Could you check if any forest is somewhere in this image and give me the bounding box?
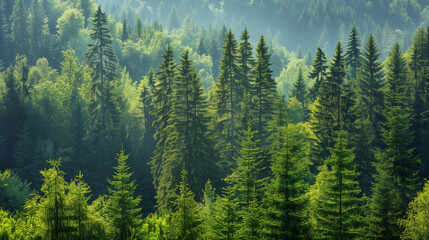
[0,0,429,239]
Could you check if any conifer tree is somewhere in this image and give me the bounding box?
[122,20,129,41]
[197,37,206,55]
[150,45,177,211]
[237,27,254,97]
[77,0,92,26]
[311,131,363,240]
[226,127,264,207]
[0,3,10,64]
[170,169,202,240]
[385,43,408,108]
[345,25,361,80]
[290,67,307,108]
[133,17,143,39]
[212,186,239,240]
[252,35,276,147]
[367,151,401,239]
[264,123,311,239]
[10,0,28,57]
[308,46,327,102]
[168,5,180,31]
[107,148,142,240]
[358,34,384,144]
[214,29,242,171]
[85,5,117,133]
[69,172,91,240]
[28,0,49,63]
[238,192,262,240]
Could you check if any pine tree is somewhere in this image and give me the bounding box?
[264,123,311,239]
[214,29,242,172]
[308,46,327,102]
[238,192,262,240]
[311,131,364,240]
[345,25,362,81]
[150,45,177,211]
[225,127,264,207]
[358,34,385,145]
[170,169,202,240]
[107,148,142,240]
[290,67,307,108]
[28,0,49,63]
[252,35,276,148]
[10,0,29,57]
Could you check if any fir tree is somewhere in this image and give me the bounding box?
[28,0,49,63]
[385,43,408,108]
[358,34,384,145]
[170,169,202,240]
[69,172,91,240]
[252,35,276,147]
[150,45,177,211]
[107,148,142,240]
[264,123,311,239]
[214,29,241,172]
[212,186,239,240]
[308,46,327,102]
[345,25,362,80]
[290,66,307,108]
[10,0,28,57]
[311,131,364,240]
[237,27,254,97]
[121,20,129,41]
[367,151,401,239]
[225,126,264,207]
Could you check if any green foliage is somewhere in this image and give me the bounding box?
[345,25,362,80]
[0,170,32,211]
[169,169,202,240]
[308,47,327,102]
[290,66,308,108]
[264,123,312,239]
[57,8,85,47]
[107,148,142,240]
[400,180,429,240]
[310,131,364,240]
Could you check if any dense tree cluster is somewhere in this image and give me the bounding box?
[1,1,429,239]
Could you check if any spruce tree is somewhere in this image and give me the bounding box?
[150,45,177,211]
[367,151,401,239]
[311,131,364,240]
[122,20,129,41]
[214,29,242,172]
[345,25,362,80]
[252,35,276,147]
[170,169,202,240]
[212,186,239,240]
[385,43,408,108]
[69,172,91,240]
[264,123,311,239]
[237,27,254,97]
[10,0,29,57]
[225,126,264,207]
[308,46,327,102]
[107,148,142,240]
[290,66,307,108]
[358,34,384,145]
[28,0,49,63]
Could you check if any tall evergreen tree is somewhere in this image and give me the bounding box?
[311,131,364,240]
[107,148,142,240]
[308,46,327,102]
[169,169,202,240]
[384,43,408,108]
[10,0,28,57]
[121,20,129,41]
[150,45,177,211]
[0,2,10,65]
[237,27,254,97]
[28,0,49,63]
[225,127,264,207]
[168,5,180,31]
[264,123,311,239]
[214,29,242,172]
[252,35,276,147]
[77,0,92,26]
[290,66,307,108]
[212,186,239,240]
[357,34,384,144]
[69,172,91,240]
[345,25,362,80]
